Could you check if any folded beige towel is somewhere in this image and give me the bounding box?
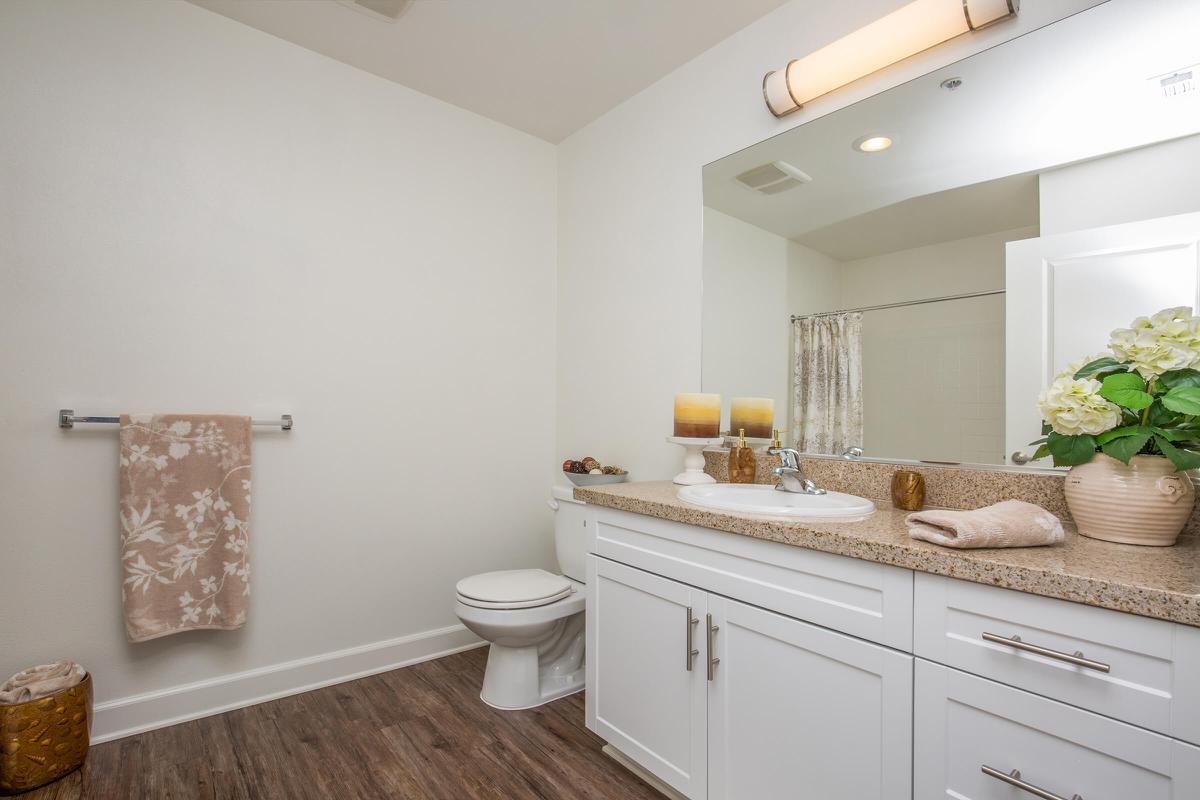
[120,414,252,642]
[906,500,1064,549]
[0,661,86,705]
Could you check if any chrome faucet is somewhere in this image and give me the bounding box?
[767,446,826,495]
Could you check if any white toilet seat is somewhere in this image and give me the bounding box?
[456,568,573,610]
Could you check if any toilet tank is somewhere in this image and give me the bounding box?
[551,486,587,583]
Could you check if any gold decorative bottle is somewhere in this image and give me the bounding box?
[729,428,756,484]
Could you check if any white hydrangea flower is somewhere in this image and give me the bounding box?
[1109,306,1200,380]
[1038,376,1122,436]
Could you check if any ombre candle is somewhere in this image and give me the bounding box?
[673,393,721,438]
[730,397,774,440]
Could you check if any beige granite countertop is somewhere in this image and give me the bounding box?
[575,481,1200,628]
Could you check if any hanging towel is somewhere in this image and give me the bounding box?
[0,661,86,705]
[906,500,1064,549]
[119,414,252,642]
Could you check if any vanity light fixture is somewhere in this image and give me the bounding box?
[763,0,1018,117]
[853,135,893,153]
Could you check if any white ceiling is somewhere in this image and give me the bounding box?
[796,174,1039,262]
[186,0,790,143]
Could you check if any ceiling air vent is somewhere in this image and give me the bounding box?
[337,0,413,23]
[735,161,812,195]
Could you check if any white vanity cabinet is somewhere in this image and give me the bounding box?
[705,595,912,800]
[582,499,1200,800]
[586,556,709,799]
[585,507,915,800]
[914,660,1200,799]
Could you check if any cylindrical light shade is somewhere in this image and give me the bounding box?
[764,0,1018,117]
[730,397,774,440]
[674,393,721,438]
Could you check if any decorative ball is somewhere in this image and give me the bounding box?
[581,457,601,472]
[562,460,574,473]
[569,460,587,474]
[589,468,602,475]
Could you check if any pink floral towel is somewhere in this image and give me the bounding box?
[119,414,251,642]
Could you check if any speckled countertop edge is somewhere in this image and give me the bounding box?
[574,481,1200,628]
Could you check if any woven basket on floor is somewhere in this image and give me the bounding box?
[0,673,92,795]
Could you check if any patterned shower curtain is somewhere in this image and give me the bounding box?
[792,312,864,454]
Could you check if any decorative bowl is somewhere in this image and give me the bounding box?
[564,472,629,487]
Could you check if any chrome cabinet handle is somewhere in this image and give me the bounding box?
[685,607,699,671]
[706,613,720,681]
[1011,450,1032,464]
[982,632,1110,673]
[982,765,1083,800]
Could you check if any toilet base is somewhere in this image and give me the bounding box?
[479,674,584,711]
[476,611,585,710]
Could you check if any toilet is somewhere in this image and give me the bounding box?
[454,486,587,710]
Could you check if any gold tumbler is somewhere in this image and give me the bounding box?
[890,470,926,512]
[0,674,92,795]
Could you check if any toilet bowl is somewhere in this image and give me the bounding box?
[454,487,588,710]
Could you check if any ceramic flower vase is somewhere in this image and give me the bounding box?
[1064,454,1195,546]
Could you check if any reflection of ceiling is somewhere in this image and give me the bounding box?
[186,0,790,143]
[703,0,1200,245]
[797,173,1039,261]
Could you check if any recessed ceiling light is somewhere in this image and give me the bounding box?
[853,135,893,153]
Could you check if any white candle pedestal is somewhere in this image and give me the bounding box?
[667,436,723,485]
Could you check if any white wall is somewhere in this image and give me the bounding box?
[556,0,1099,480]
[1039,135,1200,236]
[0,0,556,736]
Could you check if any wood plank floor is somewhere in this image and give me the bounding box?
[24,647,662,800]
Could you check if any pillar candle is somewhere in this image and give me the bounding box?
[673,393,721,438]
[730,397,774,440]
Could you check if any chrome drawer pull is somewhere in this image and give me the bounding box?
[706,613,720,681]
[982,765,1082,800]
[685,607,699,671]
[981,632,1110,673]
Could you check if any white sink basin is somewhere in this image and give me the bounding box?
[678,483,875,520]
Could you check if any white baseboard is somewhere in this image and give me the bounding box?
[92,624,484,743]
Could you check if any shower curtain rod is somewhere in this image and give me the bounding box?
[789,289,1005,323]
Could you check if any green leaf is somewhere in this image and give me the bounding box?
[1151,426,1191,442]
[1158,369,1200,389]
[1095,425,1146,444]
[1152,436,1200,471]
[1146,400,1175,427]
[1099,372,1153,410]
[1155,424,1200,441]
[1073,357,1124,379]
[1031,443,1052,461]
[1041,422,1052,436]
[1161,386,1200,416]
[1102,430,1152,464]
[1027,436,1049,446]
[1047,432,1098,466]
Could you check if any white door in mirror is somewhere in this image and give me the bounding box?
[1005,211,1200,465]
[678,484,875,519]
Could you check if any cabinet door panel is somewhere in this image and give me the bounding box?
[914,659,1200,799]
[708,596,913,800]
[586,555,707,799]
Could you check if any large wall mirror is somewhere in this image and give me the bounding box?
[702,0,1200,469]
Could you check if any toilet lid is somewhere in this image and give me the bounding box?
[456,569,573,609]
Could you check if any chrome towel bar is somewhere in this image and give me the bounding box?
[58,409,293,431]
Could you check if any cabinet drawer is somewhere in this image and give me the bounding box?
[914,573,1200,744]
[591,506,913,650]
[915,660,1200,800]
